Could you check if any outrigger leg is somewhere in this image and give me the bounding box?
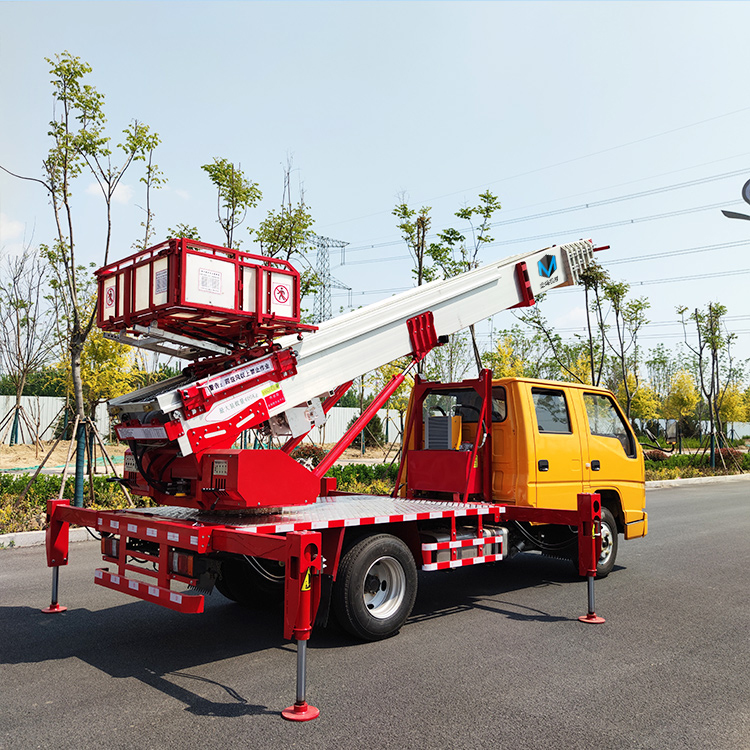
[42,499,71,614]
[281,530,322,721]
[41,565,67,614]
[283,639,319,721]
[576,493,606,625]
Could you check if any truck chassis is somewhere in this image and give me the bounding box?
[44,491,605,720]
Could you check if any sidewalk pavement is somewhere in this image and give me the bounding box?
[2,472,747,550]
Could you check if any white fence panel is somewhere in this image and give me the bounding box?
[0,396,110,444]
[300,407,401,445]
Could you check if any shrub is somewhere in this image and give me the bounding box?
[326,462,399,491]
[644,449,669,461]
[345,413,385,449]
[291,444,327,467]
[0,474,153,535]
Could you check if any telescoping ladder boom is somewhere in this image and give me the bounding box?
[109,239,594,459]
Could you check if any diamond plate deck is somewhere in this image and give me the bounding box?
[128,494,505,534]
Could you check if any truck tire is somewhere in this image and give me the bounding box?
[596,507,618,578]
[216,556,284,606]
[572,506,619,578]
[333,534,418,641]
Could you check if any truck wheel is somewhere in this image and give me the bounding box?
[333,534,418,641]
[596,508,618,578]
[216,556,284,606]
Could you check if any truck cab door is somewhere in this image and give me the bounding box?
[527,385,584,509]
[581,392,647,538]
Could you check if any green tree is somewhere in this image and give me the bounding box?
[425,191,502,373]
[0,246,56,444]
[602,280,650,419]
[132,138,166,250]
[578,262,610,386]
[0,52,160,502]
[678,303,740,456]
[255,160,317,297]
[201,157,261,248]
[167,223,201,240]
[662,369,699,421]
[393,200,435,286]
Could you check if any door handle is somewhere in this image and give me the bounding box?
[591,460,600,471]
[538,459,549,472]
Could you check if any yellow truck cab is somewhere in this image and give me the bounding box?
[401,372,647,577]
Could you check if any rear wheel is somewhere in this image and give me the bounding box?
[333,534,418,641]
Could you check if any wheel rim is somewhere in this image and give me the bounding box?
[362,556,406,620]
[599,522,614,566]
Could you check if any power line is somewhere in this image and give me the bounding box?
[487,168,749,228]
[488,200,736,247]
[319,106,750,229]
[604,239,750,266]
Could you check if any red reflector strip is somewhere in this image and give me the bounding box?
[94,568,203,613]
[245,505,505,535]
[422,553,504,572]
[421,535,504,552]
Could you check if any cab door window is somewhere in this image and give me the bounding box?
[532,388,571,433]
[583,393,635,457]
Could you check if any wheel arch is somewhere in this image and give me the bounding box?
[593,488,624,533]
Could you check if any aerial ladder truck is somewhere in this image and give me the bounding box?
[43,236,645,720]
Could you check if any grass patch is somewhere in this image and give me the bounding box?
[0,475,153,535]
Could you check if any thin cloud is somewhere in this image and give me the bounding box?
[0,212,24,243]
[85,182,135,205]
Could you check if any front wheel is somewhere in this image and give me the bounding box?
[596,507,618,578]
[333,534,418,641]
[572,506,618,578]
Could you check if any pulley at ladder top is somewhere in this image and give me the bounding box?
[95,238,318,347]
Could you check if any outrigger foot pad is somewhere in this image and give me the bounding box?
[578,613,605,624]
[282,701,320,721]
[41,603,67,614]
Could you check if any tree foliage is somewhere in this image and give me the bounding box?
[201,157,261,248]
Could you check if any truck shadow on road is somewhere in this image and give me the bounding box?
[1,553,619,715]
[0,595,288,717]
[407,553,621,628]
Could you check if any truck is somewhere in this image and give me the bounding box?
[42,236,646,721]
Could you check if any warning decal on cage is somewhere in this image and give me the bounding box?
[155,269,168,295]
[301,569,311,591]
[199,268,222,294]
[273,284,290,304]
[105,287,115,308]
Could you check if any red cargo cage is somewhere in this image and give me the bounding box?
[96,238,315,346]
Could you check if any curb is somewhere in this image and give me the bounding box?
[0,526,95,549]
[646,472,750,489]
[1,472,746,549]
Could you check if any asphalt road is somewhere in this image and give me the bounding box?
[1,482,748,750]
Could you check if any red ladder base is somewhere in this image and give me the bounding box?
[282,701,320,722]
[579,613,606,624]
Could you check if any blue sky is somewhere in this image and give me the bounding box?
[1,1,749,371]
